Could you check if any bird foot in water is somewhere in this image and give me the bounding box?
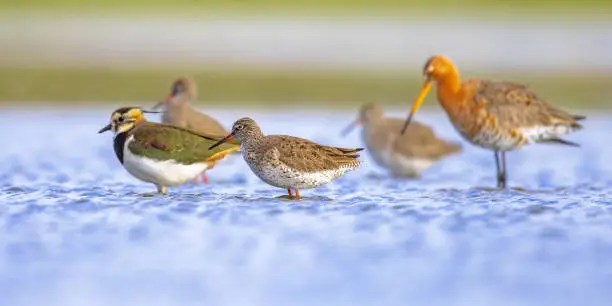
[285,188,301,200]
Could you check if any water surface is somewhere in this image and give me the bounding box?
[1,108,611,306]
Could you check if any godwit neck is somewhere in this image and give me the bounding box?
[433,67,464,110]
[436,67,461,94]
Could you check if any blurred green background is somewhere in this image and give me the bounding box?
[1,0,611,109]
[4,0,612,13]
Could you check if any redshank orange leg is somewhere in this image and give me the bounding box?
[286,189,301,199]
[494,151,507,189]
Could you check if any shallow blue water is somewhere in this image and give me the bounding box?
[1,107,611,306]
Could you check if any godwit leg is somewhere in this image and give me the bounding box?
[500,151,507,189]
[494,151,507,189]
[494,151,503,189]
[287,188,293,198]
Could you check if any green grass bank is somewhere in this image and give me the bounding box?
[1,67,609,109]
[3,0,612,19]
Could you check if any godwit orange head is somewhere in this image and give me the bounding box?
[401,55,462,134]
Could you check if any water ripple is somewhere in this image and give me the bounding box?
[0,110,611,306]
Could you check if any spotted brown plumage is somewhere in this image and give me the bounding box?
[98,107,239,194]
[208,117,363,199]
[401,55,585,189]
[266,135,362,173]
[342,102,461,178]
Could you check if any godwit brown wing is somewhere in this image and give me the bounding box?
[471,79,585,145]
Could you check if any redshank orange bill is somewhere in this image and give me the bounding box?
[209,117,363,199]
[341,102,461,178]
[401,55,585,189]
[152,77,232,184]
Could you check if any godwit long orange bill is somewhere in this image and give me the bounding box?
[401,55,585,189]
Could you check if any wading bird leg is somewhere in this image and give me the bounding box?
[500,151,507,189]
[287,188,293,198]
[193,172,209,184]
[200,172,209,184]
[494,151,503,189]
[295,189,300,199]
[157,185,168,195]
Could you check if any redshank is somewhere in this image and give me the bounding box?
[209,117,363,199]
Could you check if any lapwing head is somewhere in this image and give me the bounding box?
[98,107,158,134]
